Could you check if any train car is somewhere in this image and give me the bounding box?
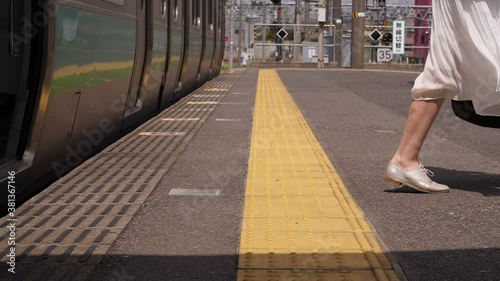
[0,0,226,212]
[173,0,203,99]
[211,0,225,77]
[195,0,215,87]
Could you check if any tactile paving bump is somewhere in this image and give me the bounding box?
[0,72,242,281]
[238,269,400,281]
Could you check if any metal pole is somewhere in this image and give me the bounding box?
[318,0,325,68]
[371,0,378,63]
[238,0,243,66]
[333,0,341,64]
[294,0,302,62]
[229,0,233,69]
[351,0,365,69]
[276,2,282,61]
[328,0,332,35]
[304,0,310,41]
[248,20,251,48]
[262,2,266,62]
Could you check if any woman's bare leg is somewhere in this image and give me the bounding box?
[390,98,445,169]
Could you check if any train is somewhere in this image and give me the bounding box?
[0,0,226,212]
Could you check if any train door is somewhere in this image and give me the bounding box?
[154,0,171,111]
[124,0,148,117]
[211,0,222,77]
[195,0,215,87]
[121,0,171,129]
[219,1,226,76]
[175,0,203,99]
[162,0,184,108]
[0,0,42,165]
[215,0,225,76]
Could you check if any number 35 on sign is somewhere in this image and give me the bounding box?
[377,48,393,63]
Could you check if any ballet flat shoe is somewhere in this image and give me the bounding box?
[385,162,450,193]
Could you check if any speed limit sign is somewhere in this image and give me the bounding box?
[377,48,393,63]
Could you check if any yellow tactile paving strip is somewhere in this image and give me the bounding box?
[237,70,399,281]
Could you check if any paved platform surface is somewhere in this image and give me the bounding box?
[237,70,397,281]
[1,67,499,281]
[277,68,500,281]
[0,71,247,281]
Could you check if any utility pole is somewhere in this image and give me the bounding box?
[262,2,266,62]
[318,0,326,68]
[328,0,333,35]
[351,0,365,69]
[304,0,310,41]
[238,0,243,66]
[229,0,233,69]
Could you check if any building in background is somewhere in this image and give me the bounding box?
[413,0,432,60]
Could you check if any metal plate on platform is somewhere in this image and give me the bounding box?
[168,189,221,196]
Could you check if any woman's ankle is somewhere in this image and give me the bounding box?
[389,157,420,170]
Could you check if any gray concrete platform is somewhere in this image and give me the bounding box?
[277,69,500,281]
[85,68,258,281]
[86,68,499,281]
[0,70,251,281]
[1,67,498,281]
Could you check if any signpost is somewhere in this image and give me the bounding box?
[392,20,406,55]
[276,28,288,40]
[369,29,382,42]
[308,48,316,58]
[377,48,393,63]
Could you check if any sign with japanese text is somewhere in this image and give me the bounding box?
[392,20,405,55]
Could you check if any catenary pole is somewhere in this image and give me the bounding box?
[238,0,243,66]
[318,0,325,68]
[229,0,233,69]
[295,0,302,62]
[262,2,266,62]
[333,0,341,64]
[351,0,365,68]
[305,0,310,41]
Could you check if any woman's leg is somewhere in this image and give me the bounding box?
[386,98,449,193]
[390,98,445,169]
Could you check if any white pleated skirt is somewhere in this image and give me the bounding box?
[412,0,500,116]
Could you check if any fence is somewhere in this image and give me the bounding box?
[225,3,432,67]
[250,23,338,64]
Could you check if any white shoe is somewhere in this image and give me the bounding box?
[385,162,450,193]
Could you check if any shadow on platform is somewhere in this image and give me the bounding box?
[1,248,499,281]
[385,167,500,197]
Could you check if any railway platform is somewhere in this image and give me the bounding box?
[1,68,499,281]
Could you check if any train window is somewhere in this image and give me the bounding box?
[160,0,166,18]
[192,1,195,25]
[173,0,178,22]
[192,0,200,26]
[208,1,213,31]
[102,0,125,6]
[218,2,222,34]
[58,0,135,17]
